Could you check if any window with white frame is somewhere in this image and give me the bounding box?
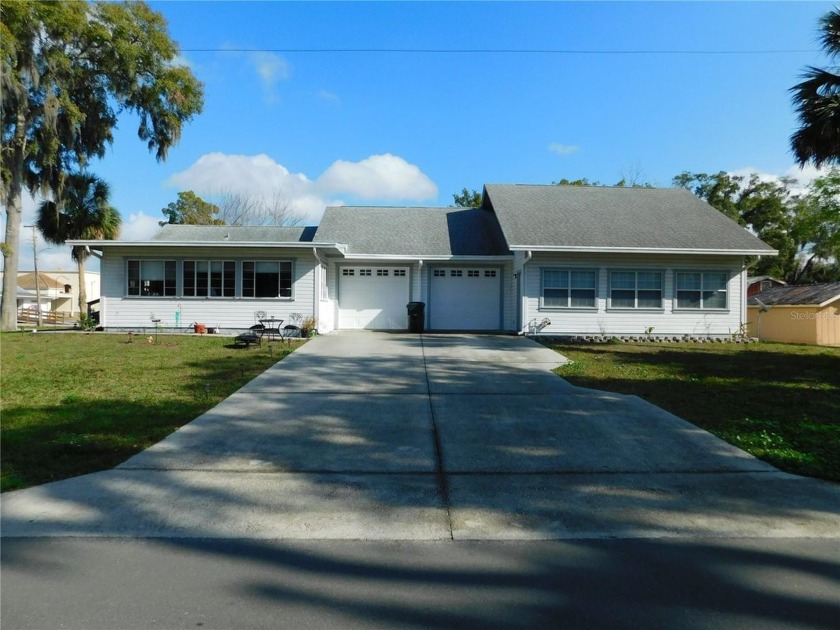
[609,271,663,309]
[127,260,176,297]
[242,261,293,298]
[468,270,479,277]
[376,269,389,276]
[183,261,235,297]
[433,269,445,277]
[675,271,728,309]
[394,269,406,277]
[485,270,497,278]
[541,269,597,308]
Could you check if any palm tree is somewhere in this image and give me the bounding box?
[791,8,840,167]
[37,173,122,316]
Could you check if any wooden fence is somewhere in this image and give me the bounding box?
[17,307,70,326]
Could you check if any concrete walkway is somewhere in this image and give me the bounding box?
[2,332,839,540]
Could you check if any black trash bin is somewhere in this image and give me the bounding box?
[407,301,425,333]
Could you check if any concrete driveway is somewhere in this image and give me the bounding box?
[2,332,839,540]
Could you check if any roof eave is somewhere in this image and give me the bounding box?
[68,240,349,255]
[508,245,778,256]
[340,253,512,261]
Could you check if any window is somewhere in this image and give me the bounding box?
[342,269,355,276]
[376,269,389,277]
[450,269,463,277]
[243,261,293,298]
[485,270,497,278]
[676,271,728,309]
[433,269,445,277]
[609,271,662,309]
[127,260,176,297]
[183,261,235,297]
[468,270,480,277]
[360,269,372,276]
[394,269,406,277]
[541,269,597,309]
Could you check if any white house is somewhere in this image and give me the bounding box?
[71,184,776,337]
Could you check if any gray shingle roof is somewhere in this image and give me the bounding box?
[314,206,510,256]
[748,283,840,307]
[483,184,776,253]
[150,224,316,243]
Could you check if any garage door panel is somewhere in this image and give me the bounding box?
[430,268,501,330]
[338,267,409,330]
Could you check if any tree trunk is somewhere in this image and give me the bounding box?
[77,258,87,317]
[1,170,23,332]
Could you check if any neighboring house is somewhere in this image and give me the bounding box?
[0,270,100,316]
[747,283,840,347]
[71,184,775,337]
[747,275,786,297]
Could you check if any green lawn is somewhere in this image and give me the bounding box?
[546,341,840,482]
[1,332,302,492]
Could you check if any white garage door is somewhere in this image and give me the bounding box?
[338,267,410,330]
[429,267,502,330]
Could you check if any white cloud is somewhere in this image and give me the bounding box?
[548,143,580,156]
[121,212,163,241]
[249,52,291,102]
[728,164,829,197]
[317,89,340,104]
[316,153,438,201]
[166,152,438,222]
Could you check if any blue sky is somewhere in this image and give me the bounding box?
[9,0,836,271]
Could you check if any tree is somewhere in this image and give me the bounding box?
[36,173,122,315]
[162,191,224,225]
[791,8,840,167]
[1,1,203,330]
[452,188,482,208]
[214,190,303,226]
[792,169,840,282]
[673,171,802,281]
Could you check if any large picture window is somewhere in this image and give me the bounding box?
[609,271,663,309]
[183,261,235,297]
[676,271,728,309]
[127,260,176,297]
[541,269,597,309]
[243,261,293,298]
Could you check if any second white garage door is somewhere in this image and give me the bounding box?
[338,266,410,330]
[429,267,502,330]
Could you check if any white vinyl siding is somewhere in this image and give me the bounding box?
[522,253,744,337]
[100,247,317,330]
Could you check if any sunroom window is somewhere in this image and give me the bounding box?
[243,261,293,298]
[183,261,235,297]
[127,260,176,297]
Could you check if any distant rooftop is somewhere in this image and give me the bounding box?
[748,282,840,307]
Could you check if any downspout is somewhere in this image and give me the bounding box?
[417,260,423,302]
[517,250,532,335]
[312,247,324,331]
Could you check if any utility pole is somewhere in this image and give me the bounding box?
[23,225,43,327]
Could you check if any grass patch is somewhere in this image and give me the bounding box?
[1,332,302,492]
[545,341,840,482]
